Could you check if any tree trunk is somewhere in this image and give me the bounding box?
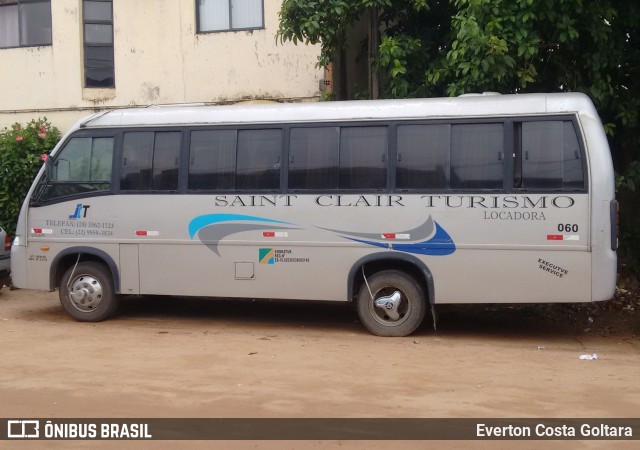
[368,7,380,100]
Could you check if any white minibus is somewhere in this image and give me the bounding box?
[11,93,617,336]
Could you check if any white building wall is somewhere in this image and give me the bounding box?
[0,0,322,131]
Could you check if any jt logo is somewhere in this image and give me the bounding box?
[69,204,90,219]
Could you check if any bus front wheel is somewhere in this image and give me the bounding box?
[357,270,426,337]
[59,261,119,322]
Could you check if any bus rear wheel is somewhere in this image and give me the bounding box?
[59,261,119,322]
[357,270,426,337]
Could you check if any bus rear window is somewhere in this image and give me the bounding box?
[520,121,584,190]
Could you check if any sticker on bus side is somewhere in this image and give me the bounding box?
[188,214,456,257]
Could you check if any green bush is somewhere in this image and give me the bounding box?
[616,161,640,279]
[0,118,61,237]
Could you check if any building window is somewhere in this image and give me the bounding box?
[197,0,264,32]
[83,0,114,88]
[0,0,52,49]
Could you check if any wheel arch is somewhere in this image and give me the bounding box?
[348,252,435,304]
[50,247,120,293]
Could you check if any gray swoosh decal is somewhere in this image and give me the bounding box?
[319,216,435,242]
[198,224,297,256]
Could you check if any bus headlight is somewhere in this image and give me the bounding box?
[13,236,22,246]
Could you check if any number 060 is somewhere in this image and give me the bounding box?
[558,224,579,232]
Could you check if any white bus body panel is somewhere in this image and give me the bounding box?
[20,192,591,303]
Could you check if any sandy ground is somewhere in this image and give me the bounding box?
[0,287,639,449]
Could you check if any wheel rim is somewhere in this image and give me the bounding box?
[67,274,104,313]
[370,286,411,327]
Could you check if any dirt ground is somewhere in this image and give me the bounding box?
[1,286,639,450]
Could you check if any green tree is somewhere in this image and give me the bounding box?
[278,0,454,98]
[0,119,60,237]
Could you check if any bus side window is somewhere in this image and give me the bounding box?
[188,129,236,191]
[289,127,339,190]
[39,136,114,202]
[450,123,504,190]
[236,129,282,191]
[561,121,585,190]
[396,124,450,190]
[121,131,180,191]
[520,120,585,190]
[339,126,387,190]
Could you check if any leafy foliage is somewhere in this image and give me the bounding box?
[278,0,451,97]
[0,119,60,237]
[617,161,640,276]
[616,161,640,194]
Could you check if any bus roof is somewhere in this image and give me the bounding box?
[79,92,598,129]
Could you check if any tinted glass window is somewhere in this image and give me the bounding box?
[84,46,114,68]
[397,124,450,190]
[152,132,180,190]
[522,121,563,189]
[339,127,387,189]
[83,0,114,88]
[121,132,154,190]
[236,129,281,190]
[84,68,115,88]
[40,136,113,202]
[84,23,112,44]
[561,121,584,189]
[289,127,339,190]
[450,124,503,189]
[521,121,584,190]
[84,0,112,21]
[189,129,236,190]
[121,131,180,191]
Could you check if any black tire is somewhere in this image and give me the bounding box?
[357,270,426,337]
[59,261,119,322]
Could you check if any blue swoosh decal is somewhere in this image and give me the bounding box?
[188,214,291,239]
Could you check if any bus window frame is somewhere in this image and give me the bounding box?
[33,129,120,206]
[32,114,589,207]
[507,114,588,194]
